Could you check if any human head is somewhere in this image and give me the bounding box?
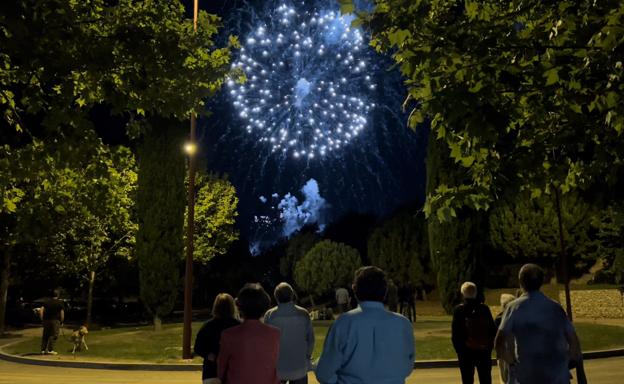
[236,283,271,319]
[353,266,387,302]
[212,293,236,319]
[518,263,544,292]
[52,288,61,298]
[274,282,295,304]
[500,293,516,309]
[460,282,477,300]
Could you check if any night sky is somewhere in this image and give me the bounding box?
[187,0,427,249]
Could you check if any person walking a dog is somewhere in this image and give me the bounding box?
[39,288,65,355]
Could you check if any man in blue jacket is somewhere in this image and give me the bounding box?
[316,266,415,384]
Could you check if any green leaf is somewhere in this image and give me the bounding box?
[544,68,559,86]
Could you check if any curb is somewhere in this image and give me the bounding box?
[1,342,623,371]
[412,348,624,369]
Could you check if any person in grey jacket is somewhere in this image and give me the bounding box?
[264,282,315,384]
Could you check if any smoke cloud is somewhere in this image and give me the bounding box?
[278,178,327,237]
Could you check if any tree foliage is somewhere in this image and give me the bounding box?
[1,0,239,212]
[355,0,624,218]
[50,146,137,325]
[188,173,239,265]
[136,121,186,330]
[280,229,320,281]
[367,211,431,288]
[1,0,238,331]
[294,240,362,299]
[0,140,134,330]
[426,134,485,313]
[593,203,624,284]
[490,192,597,276]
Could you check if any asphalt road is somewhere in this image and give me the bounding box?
[0,357,623,384]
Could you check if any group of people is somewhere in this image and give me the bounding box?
[451,263,586,384]
[195,263,586,384]
[194,266,414,384]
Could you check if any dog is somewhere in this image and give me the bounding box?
[70,325,89,354]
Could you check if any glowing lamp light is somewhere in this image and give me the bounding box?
[184,142,198,156]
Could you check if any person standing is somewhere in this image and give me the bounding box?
[218,283,280,384]
[316,266,415,384]
[335,287,350,314]
[386,279,399,313]
[264,283,315,384]
[39,288,65,355]
[194,293,240,384]
[495,264,583,384]
[493,293,516,384]
[451,282,496,384]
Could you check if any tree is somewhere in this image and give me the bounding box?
[188,173,239,264]
[490,192,597,277]
[0,141,62,334]
[294,240,361,302]
[352,0,624,319]
[593,203,624,284]
[367,211,431,290]
[50,146,137,326]
[2,0,238,330]
[0,140,136,333]
[426,134,485,313]
[280,228,320,281]
[136,120,186,331]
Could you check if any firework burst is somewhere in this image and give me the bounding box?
[228,2,376,159]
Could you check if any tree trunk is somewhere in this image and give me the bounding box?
[153,314,162,331]
[86,270,96,327]
[554,187,573,321]
[0,250,11,335]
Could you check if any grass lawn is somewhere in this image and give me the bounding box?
[5,316,624,363]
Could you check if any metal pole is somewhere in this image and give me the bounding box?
[182,0,199,360]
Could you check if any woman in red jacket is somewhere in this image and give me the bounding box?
[218,283,280,384]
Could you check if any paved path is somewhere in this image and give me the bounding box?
[0,357,623,384]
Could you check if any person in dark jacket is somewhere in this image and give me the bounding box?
[39,288,65,355]
[194,293,240,383]
[452,282,496,384]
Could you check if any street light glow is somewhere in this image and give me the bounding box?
[184,142,198,156]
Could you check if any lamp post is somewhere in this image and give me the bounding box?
[182,0,199,361]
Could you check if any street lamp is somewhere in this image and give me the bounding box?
[184,142,198,156]
[182,0,200,361]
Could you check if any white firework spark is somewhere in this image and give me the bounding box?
[228,2,376,159]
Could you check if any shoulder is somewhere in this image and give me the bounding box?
[386,310,412,328]
[478,303,493,314]
[221,323,243,338]
[264,306,278,319]
[262,322,281,338]
[452,303,466,316]
[294,305,311,317]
